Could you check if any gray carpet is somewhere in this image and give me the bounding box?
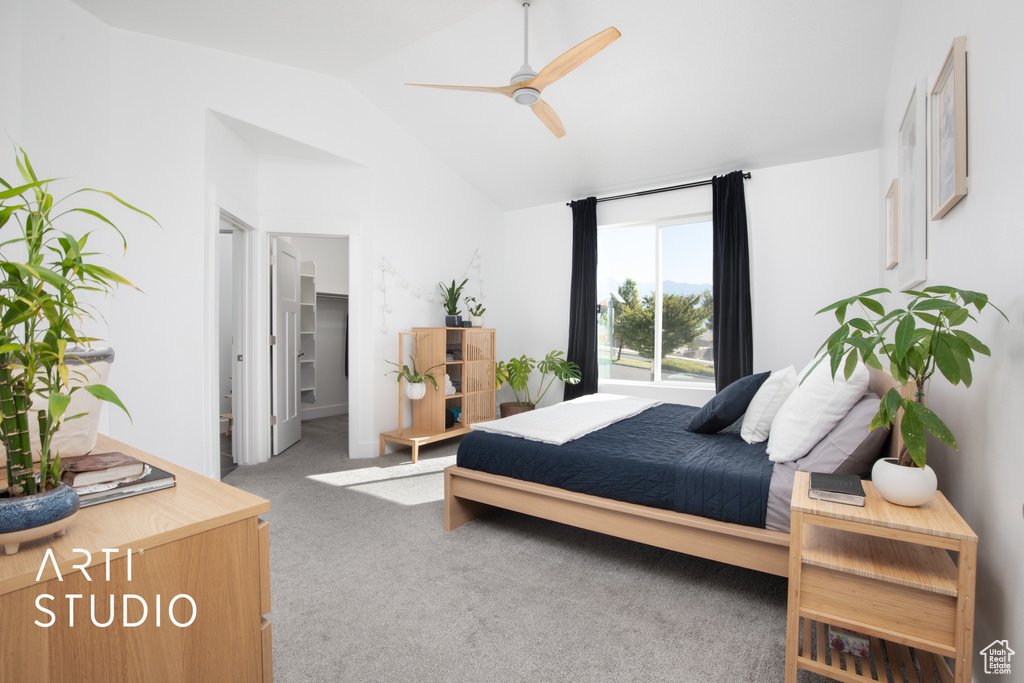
[225,416,832,683]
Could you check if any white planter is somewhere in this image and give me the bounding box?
[404,382,427,400]
[871,457,937,507]
[471,315,483,327]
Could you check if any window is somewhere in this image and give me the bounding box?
[596,216,714,386]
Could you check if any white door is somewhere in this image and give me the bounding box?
[271,237,302,454]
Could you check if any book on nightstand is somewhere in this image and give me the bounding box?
[74,464,176,507]
[808,472,866,507]
[60,451,146,487]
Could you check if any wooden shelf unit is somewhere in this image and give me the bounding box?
[785,471,977,683]
[380,327,495,463]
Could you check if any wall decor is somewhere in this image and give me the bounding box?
[899,80,927,290]
[885,179,898,270]
[930,36,968,220]
[376,249,485,334]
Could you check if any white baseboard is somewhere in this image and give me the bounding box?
[301,403,348,421]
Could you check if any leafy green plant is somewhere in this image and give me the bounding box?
[613,278,712,374]
[815,286,1006,469]
[1,148,155,496]
[385,355,444,390]
[438,278,468,316]
[464,296,485,317]
[494,350,581,407]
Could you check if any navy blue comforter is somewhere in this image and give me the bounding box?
[456,403,774,528]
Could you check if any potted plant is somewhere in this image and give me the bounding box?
[814,286,1005,506]
[494,350,581,417]
[439,278,468,327]
[464,296,486,327]
[385,355,445,400]
[0,148,152,554]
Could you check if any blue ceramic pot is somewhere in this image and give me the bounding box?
[0,483,80,534]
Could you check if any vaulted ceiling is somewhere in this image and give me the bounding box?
[72,0,902,210]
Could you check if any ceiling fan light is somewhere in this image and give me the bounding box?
[513,87,541,105]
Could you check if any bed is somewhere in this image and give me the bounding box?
[443,367,901,578]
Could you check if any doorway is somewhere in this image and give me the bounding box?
[270,234,351,457]
[217,213,254,477]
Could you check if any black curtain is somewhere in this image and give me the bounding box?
[711,171,753,392]
[565,197,598,400]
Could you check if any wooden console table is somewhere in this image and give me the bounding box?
[785,471,977,682]
[0,435,273,683]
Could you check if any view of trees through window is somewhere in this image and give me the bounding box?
[596,219,715,385]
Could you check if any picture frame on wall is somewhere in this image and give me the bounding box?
[899,80,927,290]
[885,179,898,270]
[931,36,968,220]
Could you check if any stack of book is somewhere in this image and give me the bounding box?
[808,472,866,507]
[61,451,176,507]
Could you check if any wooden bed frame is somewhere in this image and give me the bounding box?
[443,368,902,578]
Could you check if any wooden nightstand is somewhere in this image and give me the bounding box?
[785,471,977,683]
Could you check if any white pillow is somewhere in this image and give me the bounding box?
[740,366,797,444]
[766,358,869,463]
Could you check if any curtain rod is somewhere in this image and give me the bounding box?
[566,172,751,206]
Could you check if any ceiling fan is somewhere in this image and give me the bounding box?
[405,0,620,138]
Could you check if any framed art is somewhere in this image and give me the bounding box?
[931,36,968,219]
[899,80,927,290]
[885,179,898,270]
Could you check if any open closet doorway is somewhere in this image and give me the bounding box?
[270,234,350,457]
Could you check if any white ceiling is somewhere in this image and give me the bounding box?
[72,0,902,211]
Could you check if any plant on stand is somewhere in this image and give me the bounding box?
[494,350,581,417]
[385,355,444,400]
[0,148,153,553]
[815,286,1005,505]
[464,296,486,327]
[439,278,468,327]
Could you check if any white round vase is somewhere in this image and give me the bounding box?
[404,382,427,400]
[471,315,483,328]
[871,457,937,507]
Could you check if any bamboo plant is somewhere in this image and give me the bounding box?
[814,286,1005,469]
[1,148,154,497]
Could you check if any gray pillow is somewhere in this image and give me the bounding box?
[797,393,889,476]
[687,371,770,433]
[765,394,889,532]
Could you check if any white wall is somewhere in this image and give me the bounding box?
[746,151,880,370]
[0,1,22,148]
[503,150,879,408]
[879,2,1024,672]
[5,0,504,473]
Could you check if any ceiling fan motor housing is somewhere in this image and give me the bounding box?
[512,87,541,105]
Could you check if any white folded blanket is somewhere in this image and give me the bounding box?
[471,393,661,445]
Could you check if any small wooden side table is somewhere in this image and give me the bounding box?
[785,471,977,683]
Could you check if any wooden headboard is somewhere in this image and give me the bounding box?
[866,366,905,462]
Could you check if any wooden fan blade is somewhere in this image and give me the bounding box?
[405,82,517,97]
[527,27,621,92]
[530,99,566,138]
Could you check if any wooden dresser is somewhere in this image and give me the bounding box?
[0,435,272,683]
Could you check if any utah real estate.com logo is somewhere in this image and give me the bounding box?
[980,640,1014,676]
